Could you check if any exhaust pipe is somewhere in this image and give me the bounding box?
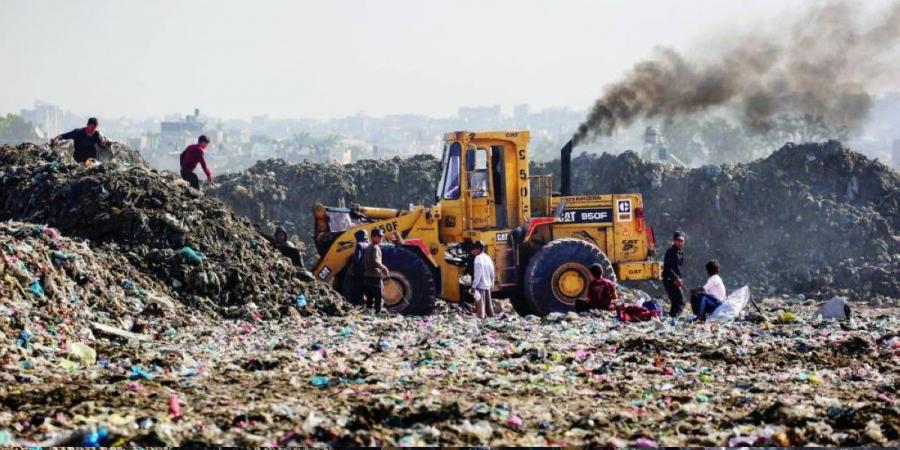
[560,139,573,196]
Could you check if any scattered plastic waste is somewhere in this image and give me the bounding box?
[777,310,798,323]
[67,342,97,365]
[708,286,751,321]
[168,395,182,418]
[27,280,43,297]
[0,142,896,447]
[178,246,206,265]
[815,296,852,320]
[129,365,153,380]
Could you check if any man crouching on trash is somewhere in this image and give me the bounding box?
[575,263,618,313]
[690,259,727,322]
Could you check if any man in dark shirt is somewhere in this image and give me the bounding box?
[362,228,390,313]
[662,231,686,321]
[575,263,618,313]
[347,229,369,305]
[51,117,110,163]
[179,135,212,189]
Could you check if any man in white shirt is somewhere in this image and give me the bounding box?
[470,241,496,319]
[690,259,727,322]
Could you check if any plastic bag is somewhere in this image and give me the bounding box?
[708,286,750,321]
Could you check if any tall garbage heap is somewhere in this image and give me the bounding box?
[211,140,898,300]
[0,142,346,318]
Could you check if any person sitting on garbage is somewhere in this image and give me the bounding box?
[470,240,496,319]
[362,228,390,313]
[179,135,213,189]
[575,263,618,313]
[273,226,305,268]
[50,117,111,164]
[347,229,369,305]
[662,231,686,322]
[689,259,727,322]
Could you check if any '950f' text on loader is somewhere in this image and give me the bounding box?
[312,131,661,316]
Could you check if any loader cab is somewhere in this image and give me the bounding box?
[436,131,532,243]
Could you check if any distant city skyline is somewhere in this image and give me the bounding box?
[4,0,895,120]
[11,98,587,123]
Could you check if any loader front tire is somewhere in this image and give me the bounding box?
[509,294,537,317]
[340,245,437,315]
[381,245,437,315]
[523,238,616,316]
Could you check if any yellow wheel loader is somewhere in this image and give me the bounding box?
[312,131,661,316]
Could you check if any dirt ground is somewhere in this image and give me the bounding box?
[2,298,897,447]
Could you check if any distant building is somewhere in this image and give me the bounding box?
[313,146,351,164]
[159,108,204,153]
[458,105,502,128]
[513,104,530,127]
[20,101,62,138]
[127,136,144,152]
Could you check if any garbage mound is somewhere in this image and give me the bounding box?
[536,141,900,298]
[209,155,439,246]
[0,143,346,316]
[211,141,897,299]
[3,142,150,168]
[2,298,897,446]
[0,220,191,370]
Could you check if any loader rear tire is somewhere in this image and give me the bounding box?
[523,238,616,316]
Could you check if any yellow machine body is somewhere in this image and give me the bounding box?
[312,131,661,315]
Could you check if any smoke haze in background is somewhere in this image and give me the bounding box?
[573,1,900,144]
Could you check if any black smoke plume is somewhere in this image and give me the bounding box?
[573,1,900,144]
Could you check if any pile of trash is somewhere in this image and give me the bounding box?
[0,220,193,372]
[0,143,346,316]
[1,297,897,446]
[0,141,151,169]
[209,155,440,250]
[211,141,897,299]
[540,140,900,299]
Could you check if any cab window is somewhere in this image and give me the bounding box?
[440,142,461,200]
[466,147,489,198]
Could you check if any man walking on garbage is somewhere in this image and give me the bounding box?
[663,231,686,322]
[50,117,111,163]
[348,229,369,305]
[575,263,618,313]
[362,228,390,313]
[179,135,213,189]
[690,259,727,321]
[470,240,496,319]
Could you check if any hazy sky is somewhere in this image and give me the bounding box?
[0,0,887,119]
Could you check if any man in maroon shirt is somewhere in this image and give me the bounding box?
[575,263,618,313]
[179,135,212,189]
